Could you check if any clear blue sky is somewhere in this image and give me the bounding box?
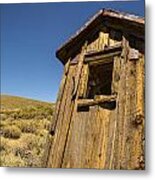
[0,1,144,102]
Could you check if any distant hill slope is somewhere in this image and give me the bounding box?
[1,94,54,109]
[0,95,55,167]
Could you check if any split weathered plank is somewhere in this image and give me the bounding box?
[77,95,117,107]
[119,35,130,169]
[49,59,71,134]
[47,65,76,167]
[46,58,72,167]
[78,64,89,98]
[98,28,109,50]
[104,33,119,169]
[130,54,145,169]
[108,56,121,169]
[72,43,87,99]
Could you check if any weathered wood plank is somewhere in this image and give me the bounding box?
[119,35,130,169]
[47,65,76,168]
[100,27,109,49]
[72,43,87,99]
[129,54,145,169]
[106,56,121,169]
[77,95,117,107]
[112,55,121,94]
[78,64,89,98]
[85,42,122,57]
[50,59,71,134]
[104,34,119,169]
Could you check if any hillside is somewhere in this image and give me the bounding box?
[0,95,55,167]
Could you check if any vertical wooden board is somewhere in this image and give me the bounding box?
[97,108,111,169]
[113,37,127,169]
[62,105,111,169]
[130,54,145,169]
[48,65,76,168]
[118,35,138,169]
[102,29,109,48]
[61,107,86,168]
[50,59,71,133]
[120,59,131,169]
[103,36,121,169]
[102,108,116,169]
[87,107,111,169]
[98,31,105,50]
[86,29,109,53]
[105,56,121,169]
[72,46,87,99]
[112,56,121,94]
[63,107,88,168]
[80,107,99,168]
[46,68,67,166]
[128,60,137,169]
[61,106,94,168]
[98,30,109,50]
[112,99,120,169]
[136,55,145,116]
[123,59,137,169]
[78,64,89,98]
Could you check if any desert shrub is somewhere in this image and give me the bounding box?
[16,111,29,119]
[35,129,49,137]
[19,133,39,150]
[11,109,35,120]
[0,152,26,167]
[47,115,52,121]
[33,119,50,130]
[42,120,51,131]
[0,114,8,120]
[21,124,36,133]
[5,117,15,122]
[13,146,32,159]
[0,120,7,128]
[0,137,9,152]
[2,125,21,139]
[46,108,53,116]
[5,137,28,155]
[12,112,19,119]
[3,111,12,116]
[17,120,36,133]
[0,95,55,167]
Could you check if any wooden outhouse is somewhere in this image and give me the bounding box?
[47,9,145,169]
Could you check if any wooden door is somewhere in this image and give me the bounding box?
[61,44,122,169]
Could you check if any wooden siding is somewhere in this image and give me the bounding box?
[47,27,145,169]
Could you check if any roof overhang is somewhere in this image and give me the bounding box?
[56,9,145,65]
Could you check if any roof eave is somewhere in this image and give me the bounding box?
[56,9,144,65]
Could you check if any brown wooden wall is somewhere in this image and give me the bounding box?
[47,27,145,170]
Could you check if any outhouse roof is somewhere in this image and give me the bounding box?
[56,9,144,64]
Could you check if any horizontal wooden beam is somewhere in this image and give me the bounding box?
[84,43,122,65]
[77,94,117,107]
[85,42,122,56]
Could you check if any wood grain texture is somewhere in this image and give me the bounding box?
[47,27,145,169]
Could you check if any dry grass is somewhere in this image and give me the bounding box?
[0,95,55,167]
